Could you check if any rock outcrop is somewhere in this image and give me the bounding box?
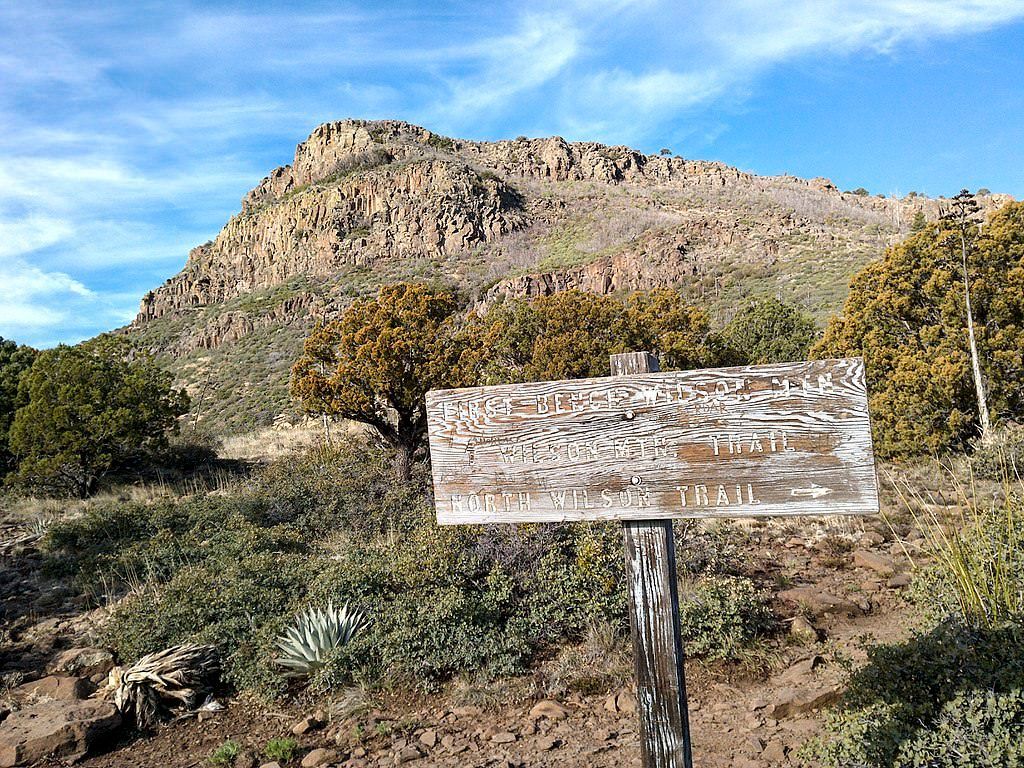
[140,155,527,321]
[0,699,121,767]
[124,118,1014,432]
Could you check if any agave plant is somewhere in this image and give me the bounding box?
[275,601,366,678]
[103,643,219,729]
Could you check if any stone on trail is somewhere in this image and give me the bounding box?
[528,700,568,721]
[853,550,897,575]
[777,587,861,618]
[859,531,885,547]
[537,736,561,751]
[394,745,422,763]
[16,676,93,702]
[768,684,842,719]
[301,747,338,767]
[47,648,115,679]
[0,699,121,767]
[292,714,325,735]
[417,728,437,748]
[888,572,912,588]
[762,739,789,763]
[602,689,638,714]
[789,615,819,644]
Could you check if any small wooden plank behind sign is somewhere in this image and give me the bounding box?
[426,358,878,524]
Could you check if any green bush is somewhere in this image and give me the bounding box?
[45,443,631,696]
[46,440,776,697]
[807,622,1024,767]
[251,442,428,537]
[811,483,1024,765]
[674,521,748,577]
[208,740,241,766]
[721,296,819,365]
[309,521,628,690]
[677,576,776,661]
[970,426,1024,481]
[9,336,189,496]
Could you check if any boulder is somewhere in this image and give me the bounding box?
[777,587,860,618]
[853,550,896,575]
[762,739,789,763]
[0,699,121,767]
[47,648,115,679]
[789,615,819,644]
[768,684,842,719]
[528,700,568,721]
[16,676,92,702]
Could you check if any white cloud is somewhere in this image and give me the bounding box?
[0,259,92,334]
[431,13,581,124]
[0,215,74,259]
[557,0,1024,143]
[1,0,1022,345]
[704,0,1024,61]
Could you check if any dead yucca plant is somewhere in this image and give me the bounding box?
[103,644,219,729]
[888,463,1024,629]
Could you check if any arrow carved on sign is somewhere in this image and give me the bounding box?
[790,483,833,499]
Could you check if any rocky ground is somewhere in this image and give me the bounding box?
[0,489,927,768]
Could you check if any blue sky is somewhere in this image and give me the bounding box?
[2,1,1023,348]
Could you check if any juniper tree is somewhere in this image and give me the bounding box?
[0,337,37,476]
[814,200,1024,456]
[291,284,468,481]
[9,336,188,495]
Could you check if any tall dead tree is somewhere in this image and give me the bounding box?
[942,189,991,439]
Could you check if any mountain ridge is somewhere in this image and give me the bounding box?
[126,119,1013,432]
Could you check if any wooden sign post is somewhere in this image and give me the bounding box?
[425,356,878,767]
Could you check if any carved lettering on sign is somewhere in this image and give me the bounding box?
[426,359,878,524]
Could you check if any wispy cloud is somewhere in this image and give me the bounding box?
[1,0,1022,346]
[559,0,1024,143]
[422,12,581,129]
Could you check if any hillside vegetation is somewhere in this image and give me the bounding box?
[124,119,1011,434]
[2,124,1023,766]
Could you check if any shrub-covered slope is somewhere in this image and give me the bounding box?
[125,119,1013,433]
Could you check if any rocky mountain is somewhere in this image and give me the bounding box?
[126,119,1012,433]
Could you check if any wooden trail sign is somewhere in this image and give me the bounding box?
[425,355,879,768]
[426,357,878,525]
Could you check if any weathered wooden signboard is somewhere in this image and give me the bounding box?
[427,357,878,525]
[426,355,878,768]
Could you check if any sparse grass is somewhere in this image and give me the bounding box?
[263,737,299,763]
[534,619,633,698]
[208,740,241,766]
[217,419,336,462]
[891,466,1024,629]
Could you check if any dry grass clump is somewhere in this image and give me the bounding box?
[889,465,1024,629]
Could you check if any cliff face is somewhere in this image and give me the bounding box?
[127,118,1012,432]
